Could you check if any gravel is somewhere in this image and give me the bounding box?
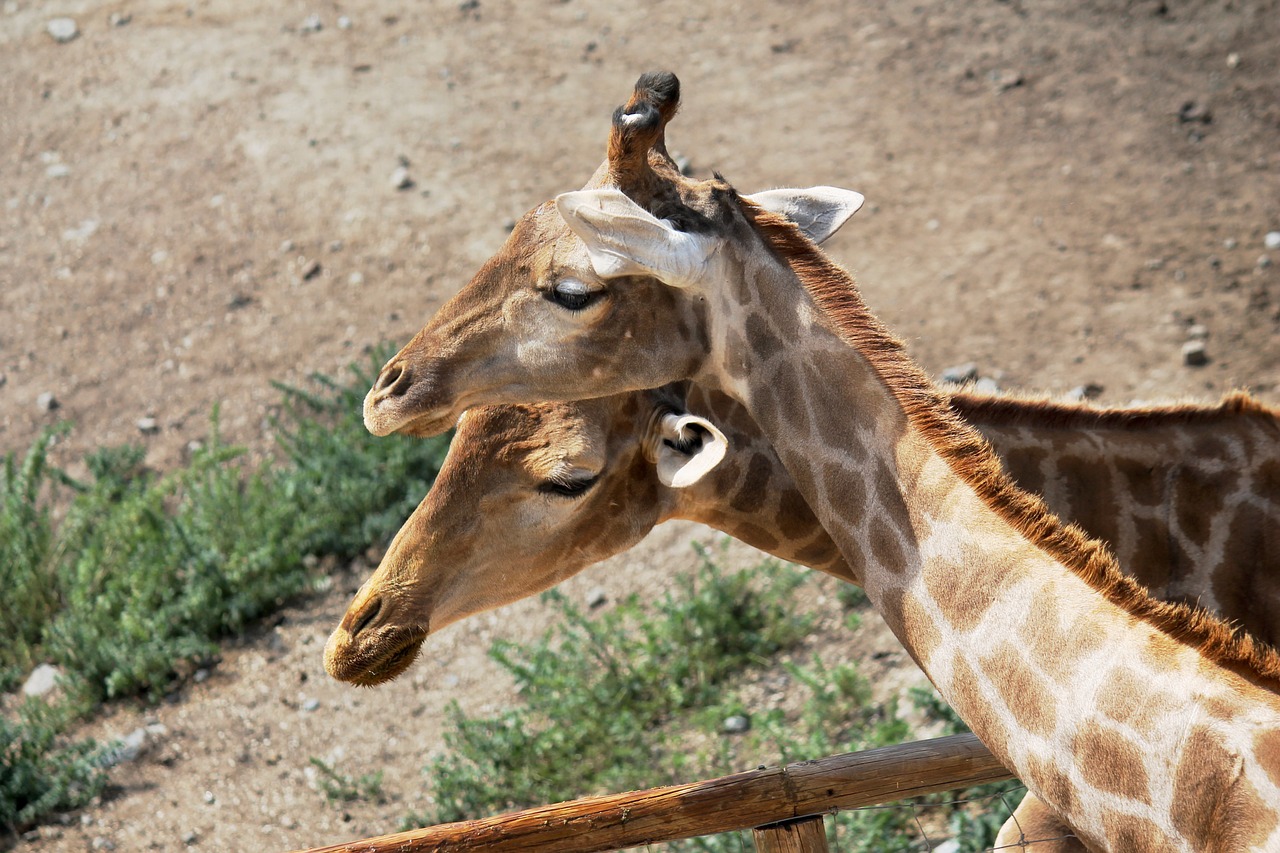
[46,17,79,43]
[36,391,59,412]
[1265,232,1280,251]
[1181,340,1209,367]
[939,362,978,384]
[722,715,751,734]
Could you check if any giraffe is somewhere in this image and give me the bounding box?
[357,73,1280,850]
[326,386,1280,849]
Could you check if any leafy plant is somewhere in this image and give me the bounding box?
[0,699,109,835]
[310,757,387,805]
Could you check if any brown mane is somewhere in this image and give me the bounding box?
[949,388,1280,433]
[736,195,1280,688]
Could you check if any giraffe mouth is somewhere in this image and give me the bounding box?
[328,627,429,687]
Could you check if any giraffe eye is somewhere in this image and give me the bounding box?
[538,475,599,498]
[548,279,601,312]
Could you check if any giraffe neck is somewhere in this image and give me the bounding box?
[691,202,1280,851]
[679,386,1280,646]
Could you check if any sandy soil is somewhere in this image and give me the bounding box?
[3,0,1278,849]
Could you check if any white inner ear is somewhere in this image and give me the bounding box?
[655,413,729,488]
[745,186,866,244]
[555,189,714,287]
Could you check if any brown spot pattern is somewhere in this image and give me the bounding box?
[1173,467,1234,549]
[868,516,907,575]
[996,445,1049,502]
[730,452,771,514]
[1052,454,1122,558]
[981,643,1057,737]
[1072,722,1151,803]
[1170,726,1234,846]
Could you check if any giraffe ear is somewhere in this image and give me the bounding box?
[555,189,715,288]
[653,412,728,488]
[744,187,865,244]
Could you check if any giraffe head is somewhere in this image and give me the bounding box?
[362,71,863,438]
[324,384,733,686]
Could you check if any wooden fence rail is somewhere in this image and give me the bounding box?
[293,732,1011,853]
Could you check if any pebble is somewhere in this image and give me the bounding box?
[300,14,322,32]
[348,271,365,286]
[108,12,131,26]
[136,416,159,434]
[22,663,64,697]
[337,15,352,29]
[193,668,210,683]
[1177,101,1212,124]
[46,17,79,43]
[302,698,320,712]
[300,259,322,280]
[36,392,59,412]
[723,715,751,734]
[181,829,199,845]
[203,790,216,804]
[90,838,115,851]
[1065,383,1104,402]
[279,239,295,253]
[1265,232,1280,251]
[1186,324,1209,340]
[940,362,978,384]
[390,165,414,191]
[586,587,607,609]
[46,163,71,179]
[99,727,151,767]
[989,68,1023,92]
[974,377,1000,395]
[1259,255,1273,270]
[1181,340,1209,367]
[1223,238,1238,250]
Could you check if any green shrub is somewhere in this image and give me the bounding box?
[414,551,813,824]
[0,699,108,835]
[0,426,74,692]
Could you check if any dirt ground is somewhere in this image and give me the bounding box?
[3,0,1279,849]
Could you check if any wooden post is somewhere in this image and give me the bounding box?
[753,816,830,853]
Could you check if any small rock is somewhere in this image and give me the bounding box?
[940,362,978,385]
[1223,238,1238,250]
[1186,324,1209,340]
[22,664,64,697]
[300,259,322,280]
[46,163,71,179]
[300,14,322,32]
[925,218,941,232]
[150,249,169,265]
[302,698,320,712]
[0,373,7,388]
[279,815,297,829]
[390,165,414,191]
[586,587,608,609]
[99,727,151,767]
[193,668,210,683]
[136,416,159,435]
[328,240,344,252]
[36,392,59,412]
[1144,258,1165,271]
[46,17,79,43]
[108,12,132,26]
[989,68,1023,92]
[1226,52,1240,69]
[337,15,352,29]
[1065,383,1104,402]
[347,271,364,286]
[91,838,115,851]
[203,790,215,804]
[181,829,199,845]
[279,239,295,253]
[974,377,1000,395]
[1181,340,1209,367]
[1265,232,1280,251]
[1259,255,1273,270]
[723,714,751,734]
[1177,101,1212,124]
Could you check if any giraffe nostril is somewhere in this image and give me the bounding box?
[374,363,410,397]
[350,597,383,638]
